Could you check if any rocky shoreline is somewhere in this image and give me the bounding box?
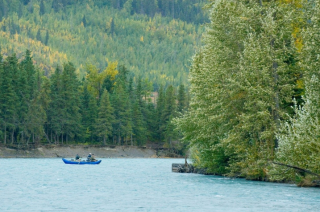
[0,145,181,158]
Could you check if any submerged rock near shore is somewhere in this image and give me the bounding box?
[0,145,180,158]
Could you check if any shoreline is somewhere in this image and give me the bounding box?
[0,145,182,159]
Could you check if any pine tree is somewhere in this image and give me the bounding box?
[25,93,46,145]
[18,3,23,19]
[36,29,41,42]
[44,30,49,45]
[52,0,60,13]
[156,84,165,142]
[82,15,87,27]
[61,62,82,143]
[110,17,115,36]
[22,0,30,6]
[0,52,3,140]
[0,0,5,21]
[162,85,176,147]
[40,0,45,16]
[132,100,147,146]
[20,50,36,100]
[144,101,157,142]
[177,84,186,113]
[1,54,19,144]
[96,89,114,145]
[111,83,132,145]
[80,84,98,143]
[47,66,64,144]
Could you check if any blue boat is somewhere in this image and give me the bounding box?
[62,158,102,165]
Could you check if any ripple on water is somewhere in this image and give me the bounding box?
[0,158,319,212]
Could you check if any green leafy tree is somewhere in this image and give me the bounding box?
[176,0,300,178]
[270,0,320,183]
[272,76,320,182]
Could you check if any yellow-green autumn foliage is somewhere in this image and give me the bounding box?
[0,0,205,86]
[175,0,305,179]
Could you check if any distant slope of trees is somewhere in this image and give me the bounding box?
[0,0,207,88]
[0,50,189,150]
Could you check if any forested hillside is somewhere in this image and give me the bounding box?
[0,0,207,87]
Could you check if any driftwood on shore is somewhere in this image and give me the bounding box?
[272,161,320,178]
[172,163,208,174]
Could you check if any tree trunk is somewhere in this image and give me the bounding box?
[27,136,30,146]
[4,123,7,144]
[271,38,280,149]
[11,129,14,144]
[118,129,121,145]
[21,131,24,144]
[44,132,51,144]
[103,135,106,145]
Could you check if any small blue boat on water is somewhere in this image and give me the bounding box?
[62,158,102,165]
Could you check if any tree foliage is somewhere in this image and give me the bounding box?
[0,0,206,87]
[175,0,307,179]
[0,50,187,148]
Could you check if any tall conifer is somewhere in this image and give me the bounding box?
[96,89,114,145]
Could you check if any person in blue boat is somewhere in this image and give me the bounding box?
[91,154,97,162]
[87,153,97,162]
[87,153,92,162]
[75,154,80,160]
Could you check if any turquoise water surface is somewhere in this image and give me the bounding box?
[0,158,319,211]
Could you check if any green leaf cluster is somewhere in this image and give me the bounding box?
[175,0,313,180]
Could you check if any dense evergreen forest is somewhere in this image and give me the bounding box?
[176,0,320,186]
[0,50,188,151]
[0,0,207,87]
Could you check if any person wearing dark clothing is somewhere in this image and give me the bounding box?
[87,153,92,162]
[75,154,80,160]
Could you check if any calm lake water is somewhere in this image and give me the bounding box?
[0,158,319,212]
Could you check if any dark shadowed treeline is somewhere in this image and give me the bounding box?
[0,50,188,149]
